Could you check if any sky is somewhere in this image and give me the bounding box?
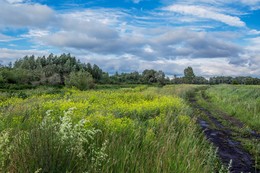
[0,0,260,77]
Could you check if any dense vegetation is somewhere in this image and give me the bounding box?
[1,54,259,90]
[0,85,224,172]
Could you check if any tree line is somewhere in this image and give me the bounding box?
[0,54,259,90]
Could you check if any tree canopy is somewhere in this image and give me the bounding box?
[0,53,260,90]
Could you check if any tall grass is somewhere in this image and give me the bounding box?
[0,85,222,172]
[0,112,107,172]
[101,116,221,173]
[206,85,260,130]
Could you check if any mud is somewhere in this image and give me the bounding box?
[189,95,260,173]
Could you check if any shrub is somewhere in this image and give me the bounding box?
[65,70,95,90]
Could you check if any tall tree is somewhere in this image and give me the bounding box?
[155,70,165,85]
[92,64,102,81]
[142,69,157,83]
[184,67,195,84]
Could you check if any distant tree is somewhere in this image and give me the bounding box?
[100,72,110,84]
[0,68,33,84]
[0,70,5,84]
[8,62,12,68]
[142,69,157,83]
[56,53,78,85]
[155,70,165,86]
[65,70,95,90]
[91,64,103,82]
[3,53,260,87]
[183,67,195,84]
[85,63,92,74]
[128,71,141,84]
[194,76,208,84]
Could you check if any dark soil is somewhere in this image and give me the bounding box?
[189,94,260,173]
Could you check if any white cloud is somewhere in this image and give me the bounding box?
[143,45,155,53]
[240,0,260,5]
[5,0,24,4]
[0,48,49,64]
[74,52,256,77]
[0,33,14,42]
[171,0,260,9]
[0,1,259,77]
[22,29,50,38]
[0,0,54,29]
[164,5,245,27]
[248,29,260,35]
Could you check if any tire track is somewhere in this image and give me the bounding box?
[189,94,260,173]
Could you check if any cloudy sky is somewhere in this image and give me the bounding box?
[0,0,260,77]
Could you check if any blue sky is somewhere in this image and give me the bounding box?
[0,0,260,77]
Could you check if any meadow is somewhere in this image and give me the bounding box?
[199,85,260,170]
[0,85,223,173]
[205,85,260,131]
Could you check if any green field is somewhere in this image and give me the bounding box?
[205,85,260,130]
[0,85,223,173]
[1,84,259,172]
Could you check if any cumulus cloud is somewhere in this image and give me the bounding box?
[26,7,241,62]
[0,0,259,77]
[0,0,54,29]
[164,5,245,27]
[249,29,260,35]
[75,53,255,77]
[225,37,260,76]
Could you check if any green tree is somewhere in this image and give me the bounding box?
[142,69,157,84]
[155,70,165,86]
[65,70,95,90]
[92,64,102,82]
[0,71,5,84]
[184,67,195,84]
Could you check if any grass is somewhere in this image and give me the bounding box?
[206,85,260,131]
[0,85,222,172]
[195,85,260,169]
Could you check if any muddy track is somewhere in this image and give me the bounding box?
[189,93,260,173]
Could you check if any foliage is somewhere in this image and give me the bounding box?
[209,76,260,85]
[65,70,95,90]
[184,66,195,84]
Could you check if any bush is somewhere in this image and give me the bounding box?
[65,70,95,90]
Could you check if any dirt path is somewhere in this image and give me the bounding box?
[189,92,260,173]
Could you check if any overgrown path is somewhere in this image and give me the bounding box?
[189,88,260,173]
